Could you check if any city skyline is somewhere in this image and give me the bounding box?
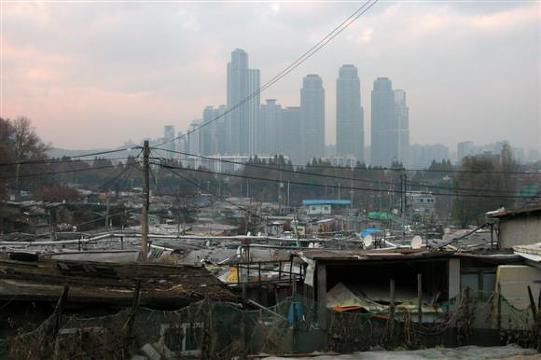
[172,49,536,167]
[2,2,539,152]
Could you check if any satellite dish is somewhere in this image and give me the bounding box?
[363,235,374,248]
[411,236,423,249]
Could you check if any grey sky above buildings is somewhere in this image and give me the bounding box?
[2,2,540,150]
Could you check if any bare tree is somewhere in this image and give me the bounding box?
[0,117,49,197]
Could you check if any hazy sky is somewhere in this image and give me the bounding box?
[2,1,540,151]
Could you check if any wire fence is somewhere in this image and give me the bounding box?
[7,289,539,359]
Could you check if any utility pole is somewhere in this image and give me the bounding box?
[105,195,110,231]
[400,172,407,242]
[141,141,150,261]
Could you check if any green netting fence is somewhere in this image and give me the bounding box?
[7,289,539,359]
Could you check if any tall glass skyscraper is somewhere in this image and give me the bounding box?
[226,49,260,155]
[336,65,364,163]
[371,77,398,166]
[300,74,325,163]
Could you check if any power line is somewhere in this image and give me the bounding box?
[97,163,140,191]
[151,162,540,200]
[0,164,121,180]
[156,0,378,148]
[151,147,399,187]
[159,147,540,177]
[151,148,531,196]
[0,148,138,167]
[161,166,266,222]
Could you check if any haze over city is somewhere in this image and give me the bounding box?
[2,1,540,152]
[3,2,541,357]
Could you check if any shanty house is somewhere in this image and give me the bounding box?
[302,199,352,216]
[296,248,537,330]
[487,205,541,249]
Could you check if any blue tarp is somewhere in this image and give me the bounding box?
[287,302,305,325]
[360,228,383,237]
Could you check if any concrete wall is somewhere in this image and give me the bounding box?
[496,265,541,310]
[499,213,541,248]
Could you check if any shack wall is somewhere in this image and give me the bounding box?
[499,213,541,248]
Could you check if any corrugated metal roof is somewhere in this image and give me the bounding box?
[487,204,541,219]
[297,248,442,262]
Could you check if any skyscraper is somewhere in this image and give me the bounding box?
[457,141,475,163]
[394,89,409,166]
[214,105,227,155]
[200,105,227,155]
[282,106,302,163]
[201,107,216,155]
[186,120,201,165]
[226,49,260,155]
[300,74,325,163]
[248,69,260,155]
[259,99,282,155]
[336,65,364,163]
[163,125,175,159]
[371,77,398,166]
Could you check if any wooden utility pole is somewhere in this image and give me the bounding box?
[400,172,407,242]
[141,141,150,261]
[105,195,110,230]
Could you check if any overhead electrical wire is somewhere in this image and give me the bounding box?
[151,147,399,187]
[0,149,142,180]
[0,164,121,180]
[156,147,540,177]
[161,166,267,222]
[151,161,540,200]
[0,147,139,167]
[151,148,532,197]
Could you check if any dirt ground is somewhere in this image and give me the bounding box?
[263,345,540,360]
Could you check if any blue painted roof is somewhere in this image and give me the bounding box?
[302,199,352,206]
